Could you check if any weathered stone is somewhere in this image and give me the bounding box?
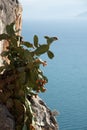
[0,1,22,130]
[30,96,59,130]
[0,104,15,130]
[0,0,22,65]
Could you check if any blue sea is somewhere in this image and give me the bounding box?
[22,18,87,130]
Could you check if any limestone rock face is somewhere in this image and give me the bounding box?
[0,0,22,65]
[30,96,58,130]
[0,96,59,130]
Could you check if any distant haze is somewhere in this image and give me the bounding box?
[20,0,87,20]
[77,11,87,17]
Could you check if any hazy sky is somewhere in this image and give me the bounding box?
[19,0,87,20]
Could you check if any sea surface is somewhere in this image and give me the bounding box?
[22,18,87,130]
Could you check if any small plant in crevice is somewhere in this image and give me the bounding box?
[0,22,58,130]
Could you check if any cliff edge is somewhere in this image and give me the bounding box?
[0,0,58,130]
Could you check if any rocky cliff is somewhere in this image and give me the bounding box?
[0,0,58,130]
[0,0,22,65]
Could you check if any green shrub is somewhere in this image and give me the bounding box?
[0,22,58,130]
